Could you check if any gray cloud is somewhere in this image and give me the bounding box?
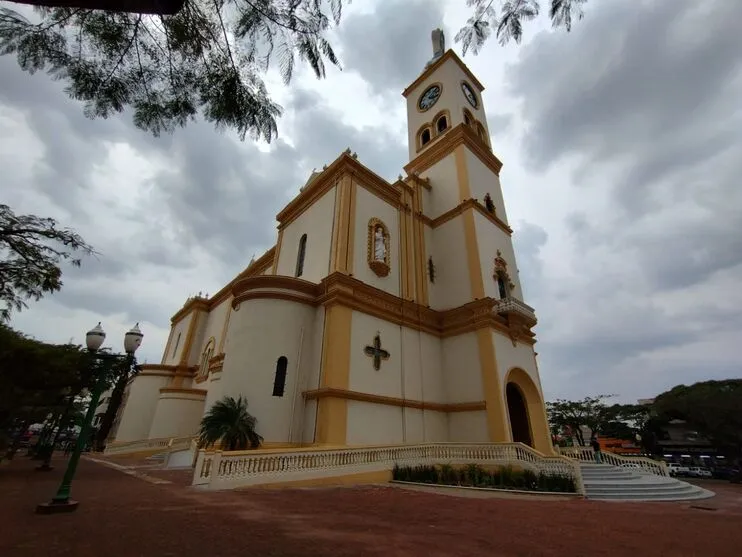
[336,0,446,95]
[1,40,408,343]
[505,0,742,401]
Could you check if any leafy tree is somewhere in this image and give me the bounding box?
[0,204,95,322]
[0,1,343,141]
[0,323,93,455]
[0,1,588,140]
[546,395,613,446]
[653,380,742,464]
[456,0,588,54]
[198,395,262,451]
[94,353,140,450]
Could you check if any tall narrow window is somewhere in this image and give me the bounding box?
[428,256,436,283]
[273,356,288,397]
[295,234,307,277]
[436,115,448,133]
[171,332,181,358]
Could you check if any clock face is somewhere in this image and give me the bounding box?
[418,84,441,111]
[461,81,478,108]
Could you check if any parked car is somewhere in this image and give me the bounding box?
[667,463,690,477]
[688,467,713,478]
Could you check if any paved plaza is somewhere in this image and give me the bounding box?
[1,456,741,557]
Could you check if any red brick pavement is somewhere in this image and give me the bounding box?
[1,455,741,557]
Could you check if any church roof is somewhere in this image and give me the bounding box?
[300,170,322,192]
[402,49,485,98]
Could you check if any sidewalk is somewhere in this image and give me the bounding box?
[2,455,741,557]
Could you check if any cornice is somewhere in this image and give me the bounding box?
[276,152,403,230]
[402,49,485,98]
[170,271,535,347]
[421,198,512,235]
[170,246,275,325]
[404,123,503,177]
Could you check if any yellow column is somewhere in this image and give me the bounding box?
[454,145,485,300]
[314,304,353,445]
[476,328,509,442]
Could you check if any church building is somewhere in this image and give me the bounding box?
[113,31,554,456]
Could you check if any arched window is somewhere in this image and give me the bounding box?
[273,356,288,397]
[476,122,489,146]
[295,234,307,277]
[198,339,215,380]
[436,115,448,133]
[421,128,431,146]
[463,108,474,127]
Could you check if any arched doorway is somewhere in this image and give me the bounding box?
[506,382,533,447]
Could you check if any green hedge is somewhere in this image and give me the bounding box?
[392,463,577,493]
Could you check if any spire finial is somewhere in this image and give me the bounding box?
[432,28,445,59]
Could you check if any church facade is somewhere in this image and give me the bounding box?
[113,39,554,456]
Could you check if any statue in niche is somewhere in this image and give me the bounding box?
[374,226,387,261]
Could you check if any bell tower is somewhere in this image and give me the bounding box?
[403,29,492,161]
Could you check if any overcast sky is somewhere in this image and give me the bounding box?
[2,0,740,403]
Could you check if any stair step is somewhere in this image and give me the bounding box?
[578,463,715,502]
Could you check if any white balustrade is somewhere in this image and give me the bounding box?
[556,446,668,476]
[104,435,195,455]
[192,442,585,493]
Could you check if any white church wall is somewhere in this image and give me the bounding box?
[473,212,524,301]
[441,333,484,403]
[402,407,424,442]
[424,409,449,441]
[201,372,223,415]
[301,399,317,444]
[420,156,459,219]
[348,311,403,398]
[194,298,231,359]
[466,150,508,225]
[352,184,400,297]
[401,328,445,404]
[113,374,172,442]
[297,307,325,444]
[161,313,193,365]
[430,218,471,309]
[346,400,404,445]
[492,331,543,398]
[275,186,336,281]
[218,297,316,443]
[447,411,488,442]
[148,390,205,439]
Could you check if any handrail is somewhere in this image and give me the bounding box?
[104,434,196,455]
[193,442,584,493]
[556,446,668,476]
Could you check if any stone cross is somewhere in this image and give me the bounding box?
[364,333,390,371]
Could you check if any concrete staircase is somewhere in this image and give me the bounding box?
[580,463,715,502]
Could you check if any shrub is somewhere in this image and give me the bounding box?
[391,463,576,493]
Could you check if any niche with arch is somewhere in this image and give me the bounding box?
[367,218,391,278]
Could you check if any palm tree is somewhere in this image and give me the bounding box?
[198,396,263,451]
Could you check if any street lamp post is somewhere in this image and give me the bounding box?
[36,322,143,514]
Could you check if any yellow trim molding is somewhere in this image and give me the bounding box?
[405,123,503,177]
[304,387,485,413]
